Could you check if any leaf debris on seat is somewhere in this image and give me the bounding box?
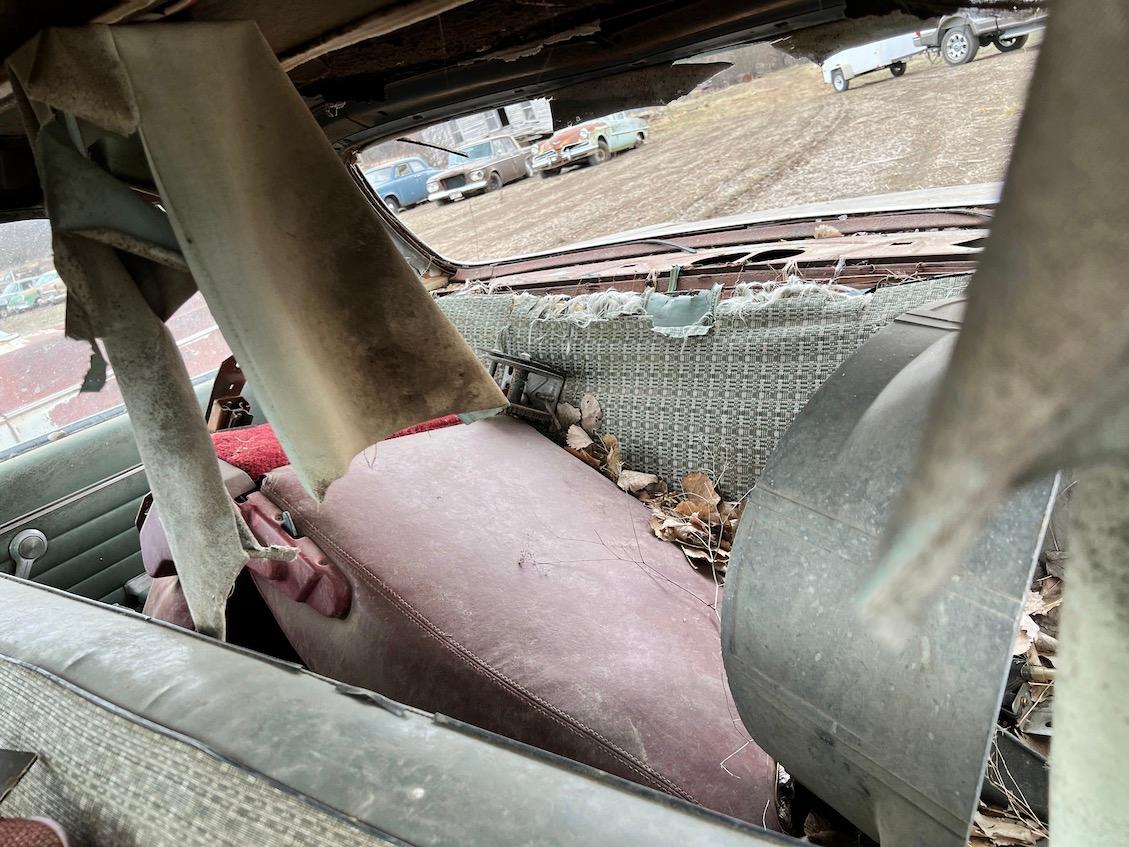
[556,392,743,576]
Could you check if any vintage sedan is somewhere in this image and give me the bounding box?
[532,112,649,177]
[362,157,440,213]
[0,272,65,317]
[426,136,531,202]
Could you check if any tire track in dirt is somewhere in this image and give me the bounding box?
[683,93,849,221]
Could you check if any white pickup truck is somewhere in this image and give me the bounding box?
[821,33,925,93]
[913,6,1048,66]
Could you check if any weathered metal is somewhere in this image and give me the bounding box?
[1054,465,1129,844]
[981,731,1048,823]
[445,212,992,288]
[722,297,1058,846]
[482,350,566,427]
[851,4,1129,843]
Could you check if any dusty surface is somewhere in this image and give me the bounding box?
[395,45,1037,261]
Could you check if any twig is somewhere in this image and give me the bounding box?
[720,739,751,779]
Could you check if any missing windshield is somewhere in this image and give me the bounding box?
[358,32,1039,263]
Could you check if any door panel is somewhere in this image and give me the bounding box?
[1,218,230,606]
[10,467,146,588]
[0,379,213,602]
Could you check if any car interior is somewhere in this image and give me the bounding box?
[1,1,1124,846]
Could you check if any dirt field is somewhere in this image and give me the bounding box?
[396,44,1038,261]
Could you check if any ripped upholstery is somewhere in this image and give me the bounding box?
[5,23,504,636]
[440,276,970,494]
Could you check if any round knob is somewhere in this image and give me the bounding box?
[9,529,48,579]
[17,534,47,560]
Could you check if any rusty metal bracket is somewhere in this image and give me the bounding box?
[481,350,565,428]
[205,356,253,432]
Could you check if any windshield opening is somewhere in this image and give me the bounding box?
[358,22,1041,264]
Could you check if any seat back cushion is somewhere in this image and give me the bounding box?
[255,416,776,825]
[437,275,970,494]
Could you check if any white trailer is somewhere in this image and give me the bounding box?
[821,33,926,93]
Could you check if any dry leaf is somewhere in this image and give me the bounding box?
[566,425,594,450]
[618,470,660,492]
[602,434,622,481]
[1023,589,1052,617]
[1012,614,1041,656]
[580,393,603,435]
[973,812,1037,846]
[673,499,722,526]
[557,402,582,429]
[674,500,700,518]
[1033,577,1064,614]
[564,446,602,470]
[813,223,843,238]
[555,392,744,579]
[672,524,708,546]
[682,471,721,507]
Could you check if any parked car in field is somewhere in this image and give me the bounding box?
[532,112,649,177]
[0,272,65,317]
[363,157,441,213]
[426,136,531,202]
[821,32,925,92]
[913,6,1047,65]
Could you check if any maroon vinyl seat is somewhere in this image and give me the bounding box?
[244,415,777,825]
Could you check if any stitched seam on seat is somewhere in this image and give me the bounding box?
[267,482,700,804]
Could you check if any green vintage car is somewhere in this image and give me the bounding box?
[0,273,66,318]
[532,112,649,176]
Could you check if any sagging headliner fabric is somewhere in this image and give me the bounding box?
[7,22,504,635]
[15,22,505,497]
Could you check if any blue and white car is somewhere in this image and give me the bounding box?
[363,157,442,213]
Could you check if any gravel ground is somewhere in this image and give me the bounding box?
[395,44,1037,262]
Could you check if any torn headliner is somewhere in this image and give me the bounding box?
[0,0,985,219]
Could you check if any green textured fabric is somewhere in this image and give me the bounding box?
[643,286,720,337]
[0,662,394,847]
[439,277,969,496]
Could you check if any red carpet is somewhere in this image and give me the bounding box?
[212,416,460,480]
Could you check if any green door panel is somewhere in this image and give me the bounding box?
[3,464,147,592]
[0,410,143,524]
[0,378,214,601]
